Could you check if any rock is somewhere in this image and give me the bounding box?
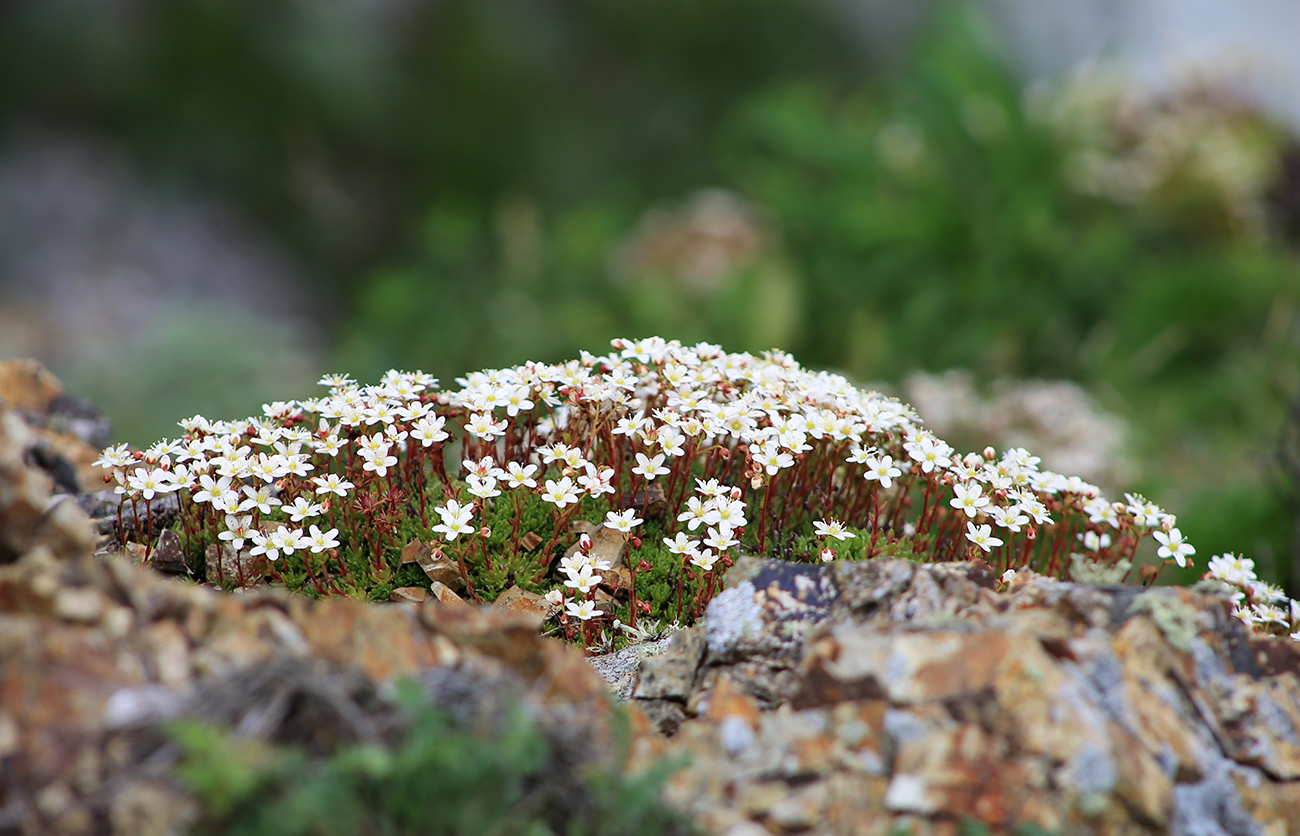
[399,537,429,565]
[390,586,429,603]
[0,412,54,564]
[0,359,109,494]
[147,527,187,575]
[625,557,1300,835]
[0,358,64,413]
[590,633,678,700]
[626,481,668,521]
[420,555,462,588]
[428,580,465,605]
[204,542,267,586]
[562,520,628,572]
[399,537,463,588]
[493,584,557,620]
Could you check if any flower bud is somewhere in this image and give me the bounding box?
[638,600,652,614]
[638,560,653,572]
[631,536,643,550]
[983,446,996,461]
[580,533,593,551]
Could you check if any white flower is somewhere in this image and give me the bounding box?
[675,498,710,534]
[1077,530,1111,551]
[218,514,254,551]
[540,477,581,508]
[503,461,539,490]
[238,484,281,515]
[359,445,398,477]
[904,434,952,474]
[657,427,687,457]
[689,549,718,572]
[463,456,502,479]
[127,467,176,500]
[286,497,324,522]
[1083,497,1119,527]
[563,565,601,595]
[632,451,670,480]
[862,454,902,489]
[465,412,508,440]
[694,479,728,498]
[964,522,1003,553]
[539,443,577,465]
[752,442,794,476]
[94,443,135,470]
[705,498,747,531]
[312,473,355,497]
[703,526,738,553]
[604,509,643,534]
[949,482,990,518]
[613,416,649,438]
[577,463,615,497]
[1206,553,1256,586]
[248,530,276,561]
[663,532,699,556]
[432,500,476,540]
[1125,493,1164,529]
[192,474,233,509]
[988,504,1029,533]
[1152,527,1195,569]
[305,524,341,553]
[813,519,855,541]
[1017,494,1052,526]
[466,474,502,500]
[565,600,603,621]
[269,525,309,557]
[411,415,449,446]
[501,385,534,417]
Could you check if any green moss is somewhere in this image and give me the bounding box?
[1128,592,1202,652]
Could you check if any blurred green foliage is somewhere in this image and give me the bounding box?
[4,1,1300,585]
[173,681,693,836]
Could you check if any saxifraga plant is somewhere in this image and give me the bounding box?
[95,336,1300,647]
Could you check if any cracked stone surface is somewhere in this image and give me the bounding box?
[624,556,1300,835]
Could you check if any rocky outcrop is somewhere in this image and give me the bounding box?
[7,359,1300,836]
[628,557,1300,835]
[0,359,109,498]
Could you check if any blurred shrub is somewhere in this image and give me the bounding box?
[0,0,856,287]
[175,681,692,836]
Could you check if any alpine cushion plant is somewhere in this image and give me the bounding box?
[93,337,1300,649]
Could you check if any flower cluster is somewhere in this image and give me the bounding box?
[1203,553,1300,639]
[91,336,1296,645]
